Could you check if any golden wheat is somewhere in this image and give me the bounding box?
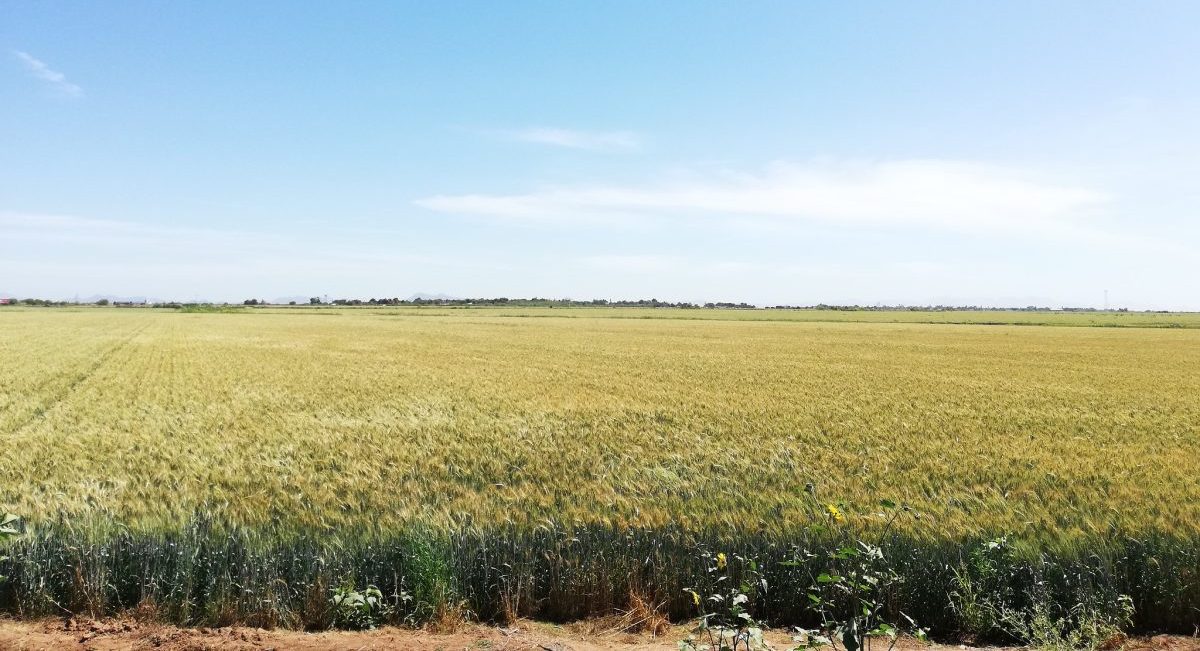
[1,307,1198,541]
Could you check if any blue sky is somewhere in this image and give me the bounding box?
[3,1,1198,308]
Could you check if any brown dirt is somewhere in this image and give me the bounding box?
[0,617,1195,651]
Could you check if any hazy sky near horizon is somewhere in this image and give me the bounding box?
[3,1,1199,308]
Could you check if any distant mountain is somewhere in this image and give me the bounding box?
[408,292,462,301]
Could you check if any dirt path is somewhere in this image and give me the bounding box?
[0,618,1196,651]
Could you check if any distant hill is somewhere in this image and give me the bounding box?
[408,292,462,301]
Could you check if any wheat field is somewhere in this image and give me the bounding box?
[1,306,1199,629]
[3,307,1198,535]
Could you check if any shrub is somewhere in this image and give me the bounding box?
[788,500,928,651]
[680,551,771,651]
[329,584,395,630]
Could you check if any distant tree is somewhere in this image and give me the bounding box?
[310,297,321,305]
[96,298,110,306]
[243,299,259,306]
[288,301,297,305]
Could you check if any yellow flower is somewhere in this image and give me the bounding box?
[826,503,845,524]
[691,590,701,606]
[716,552,727,570]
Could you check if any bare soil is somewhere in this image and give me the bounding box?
[0,618,1196,651]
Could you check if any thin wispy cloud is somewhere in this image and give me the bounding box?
[0,211,492,300]
[497,127,641,151]
[13,50,83,97]
[580,254,941,282]
[415,159,1112,237]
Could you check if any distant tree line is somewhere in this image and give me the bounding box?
[767,303,1136,312]
[308,297,716,308]
[0,297,1157,313]
[0,298,72,307]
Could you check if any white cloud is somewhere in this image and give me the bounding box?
[0,211,451,265]
[415,159,1112,237]
[13,50,83,97]
[579,255,864,280]
[498,127,641,151]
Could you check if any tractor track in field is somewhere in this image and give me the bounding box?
[5,322,150,436]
